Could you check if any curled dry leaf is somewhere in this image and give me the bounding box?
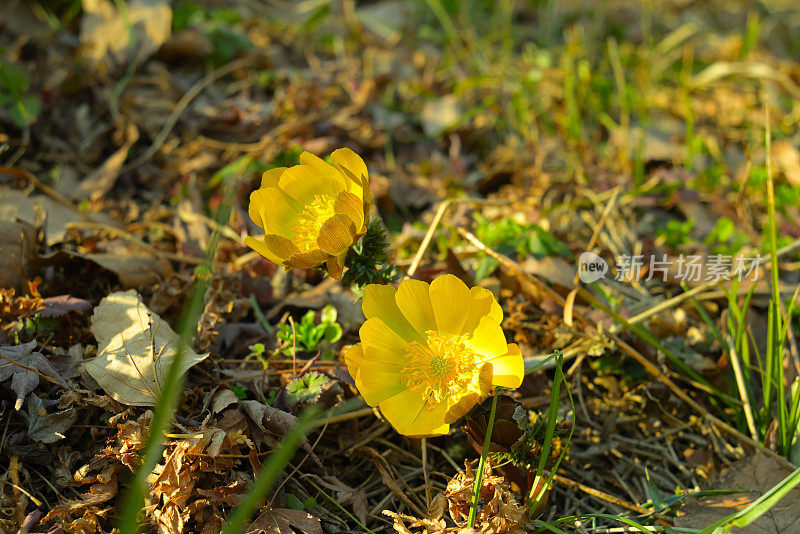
[0,341,68,410]
[85,290,208,406]
[26,394,77,444]
[245,508,323,534]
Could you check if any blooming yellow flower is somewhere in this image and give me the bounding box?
[244,148,371,279]
[345,274,524,437]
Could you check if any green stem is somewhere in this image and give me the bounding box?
[468,393,498,528]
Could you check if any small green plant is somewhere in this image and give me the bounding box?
[286,371,331,405]
[0,58,40,128]
[247,342,269,370]
[277,305,342,359]
[13,314,58,343]
[473,214,570,280]
[657,218,695,249]
[704,216,749,255]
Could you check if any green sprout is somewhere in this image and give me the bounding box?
[276,305,342,359]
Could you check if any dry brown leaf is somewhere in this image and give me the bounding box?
[81,252,173,288]
[26,393,77,443]
[245,508,323,534]
[0,220,37,291]
[0,341,68,410]
[73,123,140,200]
[80,0,171,68]
[676,452,800,532]
[773,140,800,187]
[85,290,208,406]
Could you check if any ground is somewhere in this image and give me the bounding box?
[1,0,800,533]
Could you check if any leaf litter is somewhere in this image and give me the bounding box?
[1,0,800,533]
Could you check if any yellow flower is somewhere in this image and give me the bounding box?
[345,274,524,438]
[244,148,371,279]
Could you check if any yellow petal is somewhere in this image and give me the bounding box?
[298,151,347,192]
[379,389,426,435]
[429,274,471,336]
[462,286,503,333]
[345,345,406,406]
[325,256,343,280]
[331,148,368,181]
[395,278,436,338]
[359,172,371,225]
[285,249,327,269]
[444,392,481,423]
[331,148,368,196]
[264,234,301,258]
[278,164,340,202]
[316,214,356,256]
[469,316,508,357]
[406,402,450,438]
[486,344,524,389]
[250,187,299,237]
[260,167,287,189]
[359,317,410,370]
[363,284,422,342]
[444,363,492,423]
[334,191,365,231]
[243,235,285,266]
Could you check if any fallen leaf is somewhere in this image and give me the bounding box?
[305,474,370,525]
[81,252,173,288]
[241,400,322,467]
[39,295,92,317]
[0,220,36,291]
[26,394,77,443]
[420,95,462,138]
[0,341,68,410]
[80,0,171,68]
[72,123,139,200]
[85,290,208,406]
[245,508,323,534]
[0,187,113,246]
[773,140,800,187]
[676,452,800,532]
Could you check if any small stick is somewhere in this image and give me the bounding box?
[550,472,657,517]
[421,438,431,509]
[407,199,452,278]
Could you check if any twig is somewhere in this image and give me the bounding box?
[122,56,256,173]
[550,472,656,517]
[0,166,90,222]
[66,221,204,264]
[407,199,452,277]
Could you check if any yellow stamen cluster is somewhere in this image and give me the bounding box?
[402,332,480,407]
[292,194,336,252]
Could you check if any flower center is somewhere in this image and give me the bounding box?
[402,332,480,407]
[292,194,336,252]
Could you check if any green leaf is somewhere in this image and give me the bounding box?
[0,60,29,96]
[9,94,40,128]
[320,305,337,324]
[286,371,330,405]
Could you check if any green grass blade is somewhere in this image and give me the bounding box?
[117,195,231,534]
[698,465,800,533]
[468,393,498,527]
[221,407,320,534]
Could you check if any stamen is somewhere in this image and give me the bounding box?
[401,331,481,408]
[292,194,336,252]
